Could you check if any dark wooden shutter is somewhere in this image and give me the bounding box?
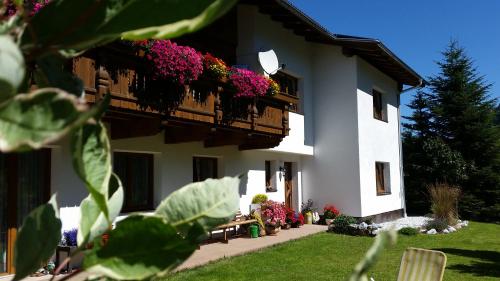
[373,90,383,120]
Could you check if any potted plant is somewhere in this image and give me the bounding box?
[261,200,286,235]
[250,193,268,213]
[301,199,315,224]
[323,204,340,225]
[250,210,266,236]
[286,207,305,228]
[58,228,83,271]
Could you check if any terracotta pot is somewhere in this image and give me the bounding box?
[325,218,334,225]
[265,225,281,235]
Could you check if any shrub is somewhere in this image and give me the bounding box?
[428,183,461,225]
[323,204,340,219]
[332,214,356,232]
[251,194,268,204]
[426,218,449,232]
[398,227,419,236]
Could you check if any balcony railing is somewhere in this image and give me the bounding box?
[73,45,293,149]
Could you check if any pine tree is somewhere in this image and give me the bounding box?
[403,91,434,138]
[403,41,500,221]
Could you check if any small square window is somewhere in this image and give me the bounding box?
[375,162,391,195]
[193,157,218,182]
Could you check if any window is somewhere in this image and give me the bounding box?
[373,89,386,121]
[193,157,218,182]
[271,71,298,97]
[265,160,277,192]
[114,152,154,212]
[375,162,391,195]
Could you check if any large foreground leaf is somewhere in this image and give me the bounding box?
[21,0,237,54]
[155,177,240,235]
[72,121,112,218]
[35,55,84,97]
[13,195,62,281]
[0,35,25,102]
[83,215,196,280]
[78,173,124,247]
[0,88,106,152]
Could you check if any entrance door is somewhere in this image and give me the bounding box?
[0,150,51,275]
[284,162,293,209]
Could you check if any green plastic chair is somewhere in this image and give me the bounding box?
[397,248,447,281]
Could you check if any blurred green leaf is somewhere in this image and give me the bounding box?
[13,194,62,281]
[21,0,237,54]
[72,121,112,218]
[0,88,106,152]
[155,177,240,236]
[0,35,25,102]
[78,173,124,247]
[84,215,196,280]
[347,230,397,281]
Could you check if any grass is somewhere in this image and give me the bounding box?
[163,222,500,281]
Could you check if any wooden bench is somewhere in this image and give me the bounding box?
[209,211,257,243]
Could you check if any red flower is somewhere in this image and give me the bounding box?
[323,204,340,219]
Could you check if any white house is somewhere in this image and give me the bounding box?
[1,0,423,274]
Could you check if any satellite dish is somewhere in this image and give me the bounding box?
[258,50,280,75]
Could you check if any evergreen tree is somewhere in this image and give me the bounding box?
[403,41,500,221]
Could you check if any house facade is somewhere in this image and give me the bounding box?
[0,0,423,274]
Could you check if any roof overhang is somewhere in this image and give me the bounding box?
[241,0,424,87]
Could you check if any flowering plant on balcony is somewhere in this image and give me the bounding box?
[140,40,203,84]
[229,67,270,98]
[260,200,286,227]
[266,77,280,96]
[323,204,340,219]
[203,53,228,80]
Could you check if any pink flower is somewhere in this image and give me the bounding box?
[143,40,203,84]
[229,68,270,98]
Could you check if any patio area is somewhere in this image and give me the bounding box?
[177,224,327,271]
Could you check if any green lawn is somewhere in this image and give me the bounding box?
[163,222,500,281]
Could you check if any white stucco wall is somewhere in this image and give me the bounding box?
[301,44,363,216]
[237,5,314,150]
[356,58,404,217]
[51,133,303,217]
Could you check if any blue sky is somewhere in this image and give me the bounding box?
[290,0,500,117]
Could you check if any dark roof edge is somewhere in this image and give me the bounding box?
[334,36,425,86]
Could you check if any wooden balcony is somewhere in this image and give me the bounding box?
[73,45,293,150]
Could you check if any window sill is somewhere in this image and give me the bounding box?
[373,117,389,123]
[376,192,392,196]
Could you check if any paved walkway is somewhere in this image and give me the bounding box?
[2,224,327,280]
[177,224,327,271]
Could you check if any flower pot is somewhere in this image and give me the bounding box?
[282,223,291,230]
[325,218,334,225]
[265,225,281,235]
[305,212,313,224]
